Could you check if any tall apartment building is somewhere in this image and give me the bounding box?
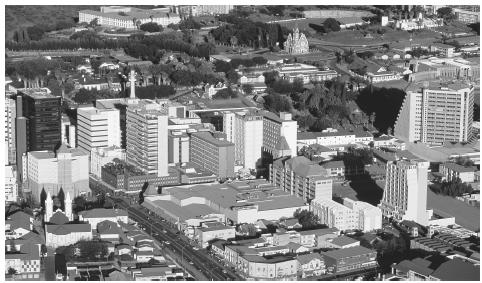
[190,131,235,179]
[223,110,264,170]
[26,144,90,202]
[5,94,16,165]
[168,131,190,164]
[262,111,298,158]
[61,115,76,148]
[90,146,126,178]
[270,156,333,202]
[379,159,430,225]
[77,106,121,153]
[19,89,62,152]
[394,82,474,145]
[126,100,169,177]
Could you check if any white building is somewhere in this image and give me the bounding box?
[277,63,338,84]
[77,106,121,154]
[5,94,16,165]
[79,7,181,29]
[195,223,236,248]
[311,199,358,232]
[394,82,474,145]
[61,115,76,148]
[379,159,430,225]
[223,110,264,170]
[78,208,129,229]
[126,100,169,177]
[90,146,126,178]
[26,144,90,202]
[343,198,382,232]
[5,165,18,203]
[262,111,298,158]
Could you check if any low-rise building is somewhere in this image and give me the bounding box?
[5,165,18,203]
[439,162,477,183]
[78,208,129,229]
[90,146,126,178]
[195,222,236,248]
[321,246,377,274]
[296,253,326,278]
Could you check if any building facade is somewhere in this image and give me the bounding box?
[262,111,298,158]
[270,156,333,202]
[5,94,16,165]
[379,159,430,225]
[311,199,359,231]
[394,82,475,145]
[77,106,121,153]
[284,28,309,55]
[90,146,126,178]
[5,165,18,203]
[126,100,169,177]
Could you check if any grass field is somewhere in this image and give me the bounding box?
[427,189,480,231]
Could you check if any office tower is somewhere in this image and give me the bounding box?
[262,111,298,158]
[379,159,430,225]
[90,146,126,178]
[26,144,90,202]
[395,82,475,145]
[5,94,16,165]
[77,106,121,153]
[223,110,264,170]
[19,89,62,151]
[270,156,333,201]
[126,100,169,177]
[190,131,235,179]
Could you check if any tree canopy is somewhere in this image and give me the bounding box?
[293,209,320,229]
[140,22,163,33]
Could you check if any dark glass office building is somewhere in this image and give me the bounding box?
[19,89,62,152]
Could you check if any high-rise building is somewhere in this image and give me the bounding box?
[19,89,62,151]
[223,110,264,170]
[270,156,333,202]
[126,100,169,177]
[311,198,359,231]
[190,131,235,179]
[262,111,298,158]
[61,115,76,148]
[379,159,430,225]
[5,93,16,165]
[26,144,90,202]
[394,82,475,145]
[77,106,121,153]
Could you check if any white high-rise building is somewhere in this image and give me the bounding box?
[223,110,264,170]
[5,94,16,165]
[262,111,298,158]
[61,115,76,148]
[90,146,126,178]
[126,100,169,177]
[77,107,121,153]
[379,159,430,226]
[394,82,474,145]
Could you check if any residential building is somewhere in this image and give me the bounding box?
[297,128,373,150]
[5,211,33,240]
[262,111,298,158]
[26,144,90,202]
[311,199,359,231]
[5,165,18,203]
[453,8,480,23]
[392,257,480,281]
[394,13,443,30]
[379,159,430,225]
[5,235,42,280]
[176,5,234,16]
[343,198,382,232]
[284,28,309,55]
[321,235,360,249]
[5,94,16,165]
[79,7,181,29]
[269,156,333,201]
[90,146,126,178]
[18,88,61,152]
[321,246,377,273]
[190,131,235,179]
[430,43,455,58]
[439,162,477,183]
[142,179,309,230]
[223,110,264,170]
[126,100,169,177]
[411,57,480,82]
[77,106,121,153]
[394,82,475,145]
[78,208,129,229]
[195,222,236,248]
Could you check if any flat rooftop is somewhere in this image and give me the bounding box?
[18,88,57,99]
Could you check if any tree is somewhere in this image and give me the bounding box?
[437,7,456,24]
[41,244,48,260]
[7,267,17,275]
[454,157,475,167]
[323,18,341,33]
[140,22,162,33]
[178,17,202,30]
[40,188,47,209]
[263,71,278,86]
[212,88,238,99]
[242,84,254,95]
[57,188,65,211]
[77,241,108,261]
[73,196,87,213]
[293,209,320,228]
[226,69,240,84]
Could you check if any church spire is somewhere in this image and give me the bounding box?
[65,191,73,221]
[45,191,53,222]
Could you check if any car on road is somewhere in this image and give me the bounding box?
[165,241,171,245]
[193,247,199,250]
[222,270,228,274]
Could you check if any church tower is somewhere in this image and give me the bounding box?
[65,191,73,221]
[45,191,53,222]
